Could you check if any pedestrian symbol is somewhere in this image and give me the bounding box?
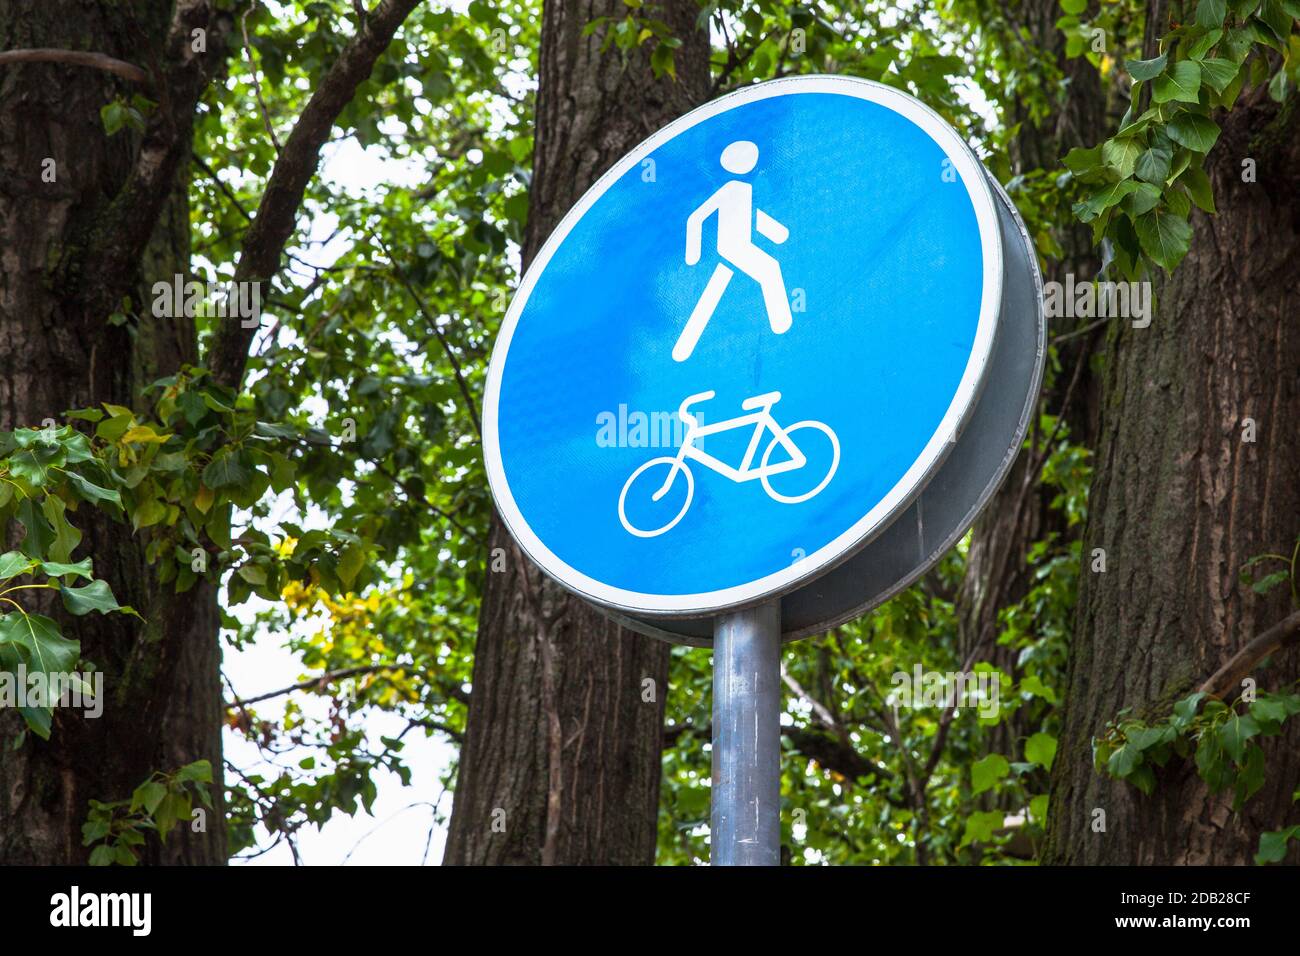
[676,140,793,362]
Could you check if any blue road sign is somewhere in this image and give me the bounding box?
[484,75,1004,617]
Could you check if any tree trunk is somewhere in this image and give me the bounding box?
[957,0,1109,663]
[0,0,225,864]
[1044,94,1300,864]
[443,0,709,865]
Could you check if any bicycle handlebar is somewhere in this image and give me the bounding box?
[678,390,716,426]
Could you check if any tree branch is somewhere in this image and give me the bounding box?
[1199,609,1300,699]
[79,1,232,321]
[373,232,483,440]
[208,0,425,391]
[0,49,149,84]
[227,662,470,707]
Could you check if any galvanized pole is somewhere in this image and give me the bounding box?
[711,600,781,865]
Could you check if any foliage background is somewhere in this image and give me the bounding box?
[3,0,1297,864]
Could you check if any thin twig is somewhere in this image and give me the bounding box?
[194,155,254,222]
[242,2,283,153]
[372,232,483,440]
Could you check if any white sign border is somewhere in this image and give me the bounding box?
[483,74,1004,617]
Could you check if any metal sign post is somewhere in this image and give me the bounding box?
[711,601,782,866]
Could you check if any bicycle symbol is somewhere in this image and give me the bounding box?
[618,390,840,538]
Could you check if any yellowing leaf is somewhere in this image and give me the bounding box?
[120,425,171,444]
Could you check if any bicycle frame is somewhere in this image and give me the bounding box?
[652,400,805,499]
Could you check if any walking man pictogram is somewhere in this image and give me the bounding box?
[675,140,792,362]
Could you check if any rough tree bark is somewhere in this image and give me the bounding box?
[1044,86,1300,863]
[0,0,226,864]
[0,0,417,864]
[443,0,709,865]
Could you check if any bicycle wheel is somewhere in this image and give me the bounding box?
[761,421,840,504]
[618,457,694,537]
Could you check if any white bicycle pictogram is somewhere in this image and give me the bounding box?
[618,390,840,538]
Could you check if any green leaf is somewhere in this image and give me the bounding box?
[59,579,121,616]
[1199,57,1239,93]
[1101,137,1144,177]
[1178,167,1216,214]
[1153,61,1203,103]
[131,780,168,815]
[1018,674,1057,703]
[1189,28,1224,58]
[8,443,64,487]
[155,791,190,843]
[1167,112,1222,152]
[1233,743,1266,809]
[1250,570,1289,594]
[173,759,213,785]
[1129,764,1158,795]
[1108,742,1142,778]
[95,412,133,443]
[1172,691,1207,726]
[39,558,94,581]
[253,421,297,440]
[237,563,267,587]
[131,496,167,531]
[1123,181,1164,216]
[1025,732,1058,769]
[202,449,252,490]
[63,471,123,507]
[1135,146,1172,183]
[1196,0,1227,26]
[1255,825,1300,864]
[42,494,81,563]
[16,497,54,558]
[337,544,366,589]
[0,612,80,676]
[1165,186,1192,219]
[1060,0,1087,12]
[81,817,111,846]
[1267,67,1289,103]
[1257,0,1292,41]
[206,506,232,551]
[649,42,676,79]
[1029,794,1049,823]
[1062,144,1103,174]
[1074,180,1138,222]
[972,753,1010,795]
[1249,696,1289,726]
[99,101,126,136]
[1218,712,1261,763]
[959,810,1004,848]
[1125,52,1168,81]
[88,845,115,866]
[1127,724,1174,750]
[0,551,33,581]
[1134,207,1194,272]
